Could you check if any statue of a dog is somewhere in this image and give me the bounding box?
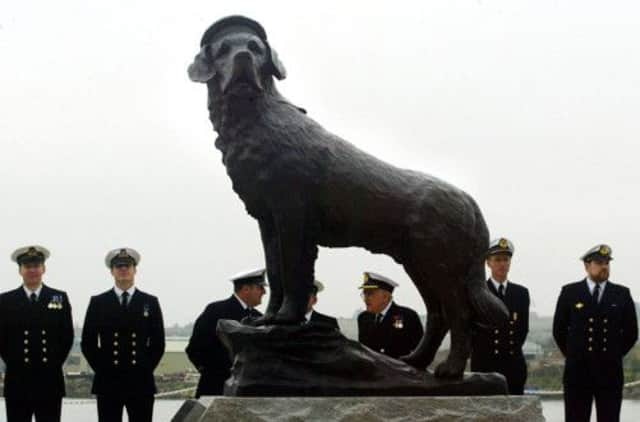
[188,15,508,378]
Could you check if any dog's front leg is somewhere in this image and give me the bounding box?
[271,205,318,324]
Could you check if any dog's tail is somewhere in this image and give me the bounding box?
[465,205,509,327]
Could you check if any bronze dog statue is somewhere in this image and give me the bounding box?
[188,15,508,378]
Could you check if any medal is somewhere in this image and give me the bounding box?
[143,304,150,318]
[393,315,404,329]
[575,302,584,309]
[513,312,518,321]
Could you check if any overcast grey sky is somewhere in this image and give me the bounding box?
[1,0,639,325]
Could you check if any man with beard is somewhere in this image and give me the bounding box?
[186,268,267,397]
[553,244,638,422]
[470,237,530,395]
[357,272,423,359]
[0,245,74,422]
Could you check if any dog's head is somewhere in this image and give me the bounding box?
[188,16,286,98]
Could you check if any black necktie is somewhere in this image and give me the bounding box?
[121,291,129,310]
[498,284,505,300]
[30,293,37,304]
[375,314,384,324]
[592,284,600,306]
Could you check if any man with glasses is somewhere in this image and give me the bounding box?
[357,272,423,359]
[553,244,638,422]
[81,248,165,422]
[0,245,74,422]
[186,268,267,397]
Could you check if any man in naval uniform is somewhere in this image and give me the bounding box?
[0,245,74,422]
[357,272,423,359]
[305,280,339,329]
[470,237,530,395]
[81,248,165,422]
[186,268,267,397]
[553,244,638,422]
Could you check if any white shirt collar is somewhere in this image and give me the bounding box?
[114,285,136,298]
[305,310,314,322]
[233,294,250,310]
[23,284,43,299]
[491,278,508,292]
[378,300,393,318]
[586,278,607,297]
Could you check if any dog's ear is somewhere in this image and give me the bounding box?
[268,46,287,80]
[188,45,216,83]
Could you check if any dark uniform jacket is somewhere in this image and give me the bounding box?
[308,310,339,329]
[553,279,638,388]
[186,295,261,397]
[0,285,74,398]
[358,302,423,359]
[81,288,165,396]
[470,280,529,392]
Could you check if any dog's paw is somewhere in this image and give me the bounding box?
[434,359,465,379]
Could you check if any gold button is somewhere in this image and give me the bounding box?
[113,350,118,355]
[132,351,136,355]
[603,338,607,343]
[509,321,514,325]
[380,348,385,353]
[588,337,593,342]
[509,351,514,355]
[589,328,593,332]
[113,341,118,346]
[43,347,47,352]
[509,331,514,335]
[132,342,136,346]
[494,350,499,354]
[589,318,594,322]
[131,333,136,338]
[41,330,46,335]
[604,329,608,333]
[132,360,137,365]
[114,333,119,338]
[510,341,514,345]
[42,357,47,363]
[494,329,499,334]
[24,339,28,344]
[114,360,119,365]
[604,319,608,324]
[588,347,593,351]
[494,340,499,344]
[603,347,607,351]
[42,339,46,344]
[24,358,29,363]
[24,348,28,353]
[24,330,29,335]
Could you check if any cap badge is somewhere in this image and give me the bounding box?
[363,273,369,282]
[118,249,128,258]
[27,247,38,256]
[599,245,610,256]
[499,238,509,249]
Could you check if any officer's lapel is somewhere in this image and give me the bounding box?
[38,285,53,310]
[486,280,499,297]
[579,279,597,314]
[598,282,617,311]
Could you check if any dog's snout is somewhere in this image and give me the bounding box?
[233,51,253,66]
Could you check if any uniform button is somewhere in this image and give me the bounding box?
[24,348,28,353]
[588,347,593,351]
[509,331,514,335]
[494,329,499,334]
[43,347,47,352]
[589,318,594,322]
[380,349,385,353]
[114,333,119,338]
[603,347,607,352]
[42,339,46,344]
[603,338,607,343]
[42,357,47,363]
[24,358,29,363]
[604,319,608,324]
[510,341,514,345]
[589,328,593,332]
[113,341,118,346]
[588,337,593,342]
[132,351,136,355]
[494,350,499,354]
[494,340,499,344]
[24,330,29,335]
[509,321,514,325]
[131,333,137,338]
[24,339,28,345]
[114,360,119,365]
[132,341,136,346]
[113,350,118,356]
[603,329,608,333]
[509,351,514,355]
[132,360,137,365]
[41,330,46,335]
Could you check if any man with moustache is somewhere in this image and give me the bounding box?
[553,244,638,422]
[470,237,530,395]
[81,248,165,422]
[305,280,339,329]
[357,272,423,359]
[186,268,267,397]
[0,245,74,422]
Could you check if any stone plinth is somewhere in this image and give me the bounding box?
[172,396,545,422]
